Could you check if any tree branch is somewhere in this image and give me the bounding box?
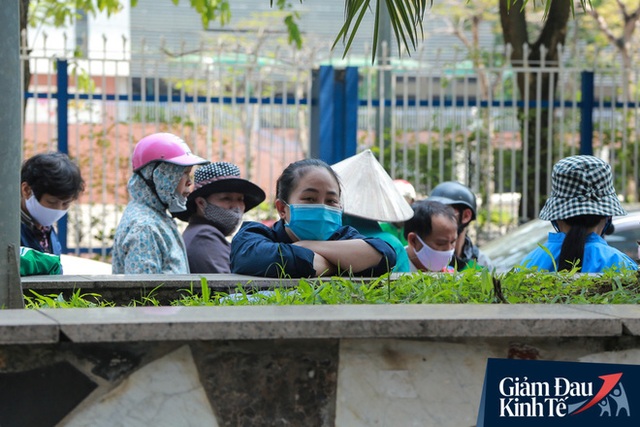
[623,4,640,43]
[587,7,621,51]
[452,18,473,51]
[629,3,640,20]
[499,0,528,62]
[616,0,630,19]
[531,0,571,62]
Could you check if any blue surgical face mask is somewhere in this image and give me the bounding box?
[285,203,343,241]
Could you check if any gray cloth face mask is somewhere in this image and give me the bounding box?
[203,203,243,236]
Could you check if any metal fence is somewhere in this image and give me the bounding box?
[22,38,640,258]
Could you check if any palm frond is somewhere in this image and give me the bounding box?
[314,0,591,61]
[333,0,372,56]
[333,0,430,62]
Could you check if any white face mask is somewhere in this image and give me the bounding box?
[26,195,68,227]
[414,234,454,272]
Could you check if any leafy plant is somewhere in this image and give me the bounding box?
[173,277,223,306]
[21,267,640,308]
[24,289,114,308]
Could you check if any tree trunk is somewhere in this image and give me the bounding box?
[499,0,570,221]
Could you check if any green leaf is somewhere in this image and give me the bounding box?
[284,14,302,49]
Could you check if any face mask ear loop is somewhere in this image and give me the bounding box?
[278,200,290,223]
[551,220,560,233]
[415,233,427,251]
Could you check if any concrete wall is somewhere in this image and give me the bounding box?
[3,284,640,427]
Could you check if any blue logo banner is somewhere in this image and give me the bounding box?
[477,358,639,426]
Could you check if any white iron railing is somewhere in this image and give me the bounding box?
[22,34,640,256]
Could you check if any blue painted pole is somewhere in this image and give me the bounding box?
[580,71,594,156]
[310,66,335,162]
[57,59,69,252]
[342,66,359,160]
[333,69,346,164]
[311,66,359,165]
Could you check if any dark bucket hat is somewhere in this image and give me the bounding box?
[182,162,265,219]
[538,155,626,221]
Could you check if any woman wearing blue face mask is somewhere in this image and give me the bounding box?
[230,159,396,277]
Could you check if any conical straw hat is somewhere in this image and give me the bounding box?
[332,150,414,222]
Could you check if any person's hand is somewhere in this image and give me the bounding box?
[313,253,336,277]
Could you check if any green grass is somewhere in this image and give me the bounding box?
[24,289,115,308]
[22,268,640,309]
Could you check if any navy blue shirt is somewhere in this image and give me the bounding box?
[20,215,62,255]
[230,219,396,278]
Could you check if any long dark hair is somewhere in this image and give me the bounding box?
[275,158,341,203]
[558,215,605,271]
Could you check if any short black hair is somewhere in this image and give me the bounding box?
[276,158,341,203]
[404,200,457,240]
[21,152,85,200]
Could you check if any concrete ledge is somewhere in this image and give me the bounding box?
[2,304,640,426]
[21,274,282,289]
[0,310,60,344]
[42,305,627,343]
[0,304,634,344]
[564,304,640,335]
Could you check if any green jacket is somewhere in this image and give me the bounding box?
[20,246,62,276]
